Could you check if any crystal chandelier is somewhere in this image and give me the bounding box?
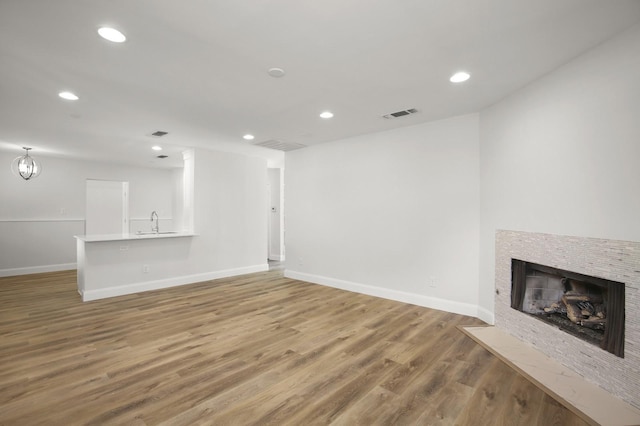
[11,147,41,180]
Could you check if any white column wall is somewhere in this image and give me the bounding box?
[188,148,268,272]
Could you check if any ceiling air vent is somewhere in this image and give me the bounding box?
[254,139,306,152]
[151,130,169,137]
[382,108,419,119]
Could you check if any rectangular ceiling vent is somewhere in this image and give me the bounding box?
[150,130,169,137]
[382,108,419,119]
[254,139,306,152]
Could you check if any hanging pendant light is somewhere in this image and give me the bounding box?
[11,147,42,180]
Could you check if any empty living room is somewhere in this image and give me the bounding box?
[1,1,640,425]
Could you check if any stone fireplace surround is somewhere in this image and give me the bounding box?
[494,230,640,410]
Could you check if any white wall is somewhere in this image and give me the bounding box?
[286,23,640,322]
[189,148,268,272]
[268,168,284,261]
[0,152,176,276]
[478,23,640,320]
[285,114,480,316]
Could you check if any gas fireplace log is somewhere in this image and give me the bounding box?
[565,281,605,301]
[565,303,584,324]
[543,302,568,314]
[544,302,562,313]
[577,301,595,316]
[562,293,602,305]
[579,317,606,330]
[562,293,589,304]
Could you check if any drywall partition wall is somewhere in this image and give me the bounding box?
[172,166,185,233]
[189,148,268,273]
[285,114,481,316]
[0,152,175,276]
[268,168,284,261]
[179,149,194,233]
[478,23,640,321]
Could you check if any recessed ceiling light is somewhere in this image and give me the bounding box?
[267,68,286,78]
[450,71,471,83]
[243,134,255,140]
[319,111,334,119]
[152,146,162,151]
[98,27,126,43]
[58,91,79,101]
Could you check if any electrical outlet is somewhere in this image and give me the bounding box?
[120,245,129,251]
[428,276,436,288]
[143,265,150,273]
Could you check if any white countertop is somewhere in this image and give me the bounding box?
[75,232,196,242]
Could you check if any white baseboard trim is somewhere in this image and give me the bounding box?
[284,270,479,318]
[0,263,77,278]
[81,264,269,302]
[477,306,495,325]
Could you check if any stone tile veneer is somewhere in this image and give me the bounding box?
[495,230,640,410]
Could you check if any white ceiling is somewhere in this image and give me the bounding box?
[1,0,640,168]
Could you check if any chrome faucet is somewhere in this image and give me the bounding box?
[151,211,159,233]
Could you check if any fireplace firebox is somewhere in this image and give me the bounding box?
[511,259,625,358]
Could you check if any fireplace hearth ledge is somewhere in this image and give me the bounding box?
[461,326,640,426]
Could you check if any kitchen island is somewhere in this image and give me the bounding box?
[75,232,197,301]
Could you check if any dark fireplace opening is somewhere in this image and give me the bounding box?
[511,259,625,358]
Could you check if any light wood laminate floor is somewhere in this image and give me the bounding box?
[0,269,588,425]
